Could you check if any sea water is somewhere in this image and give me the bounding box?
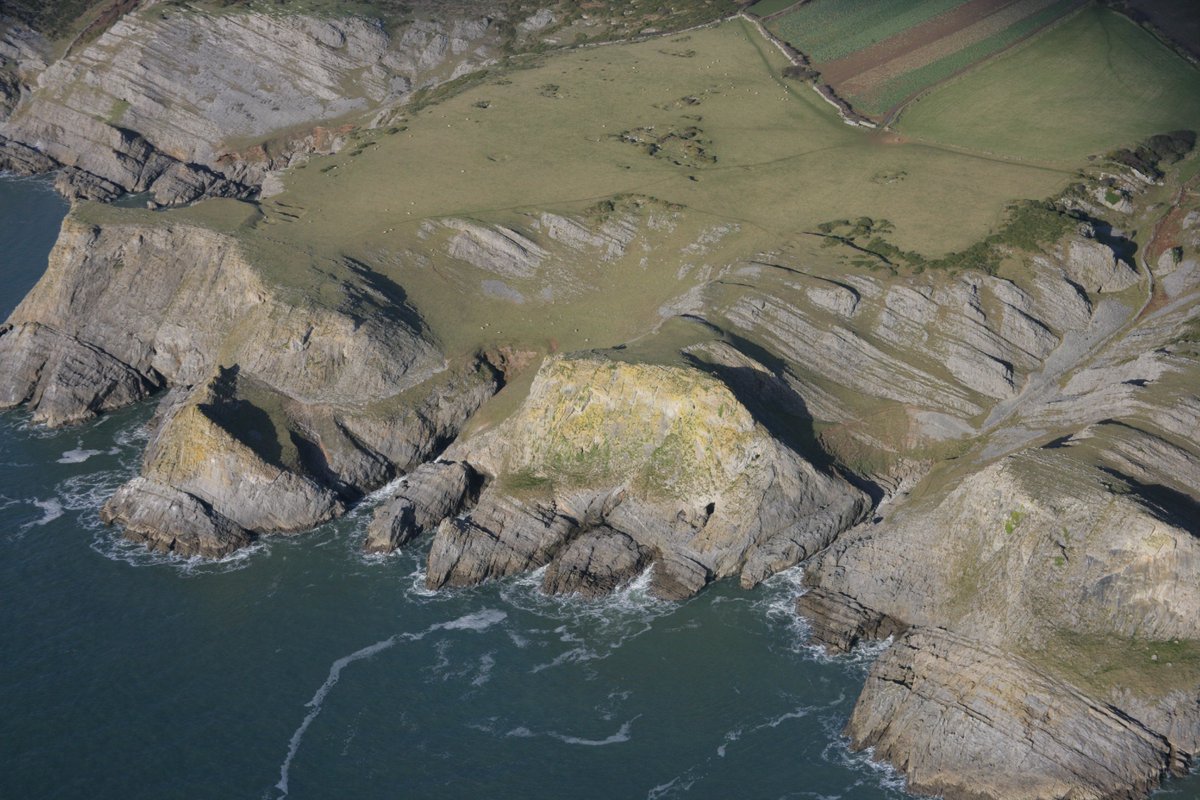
[1,177,1196,800]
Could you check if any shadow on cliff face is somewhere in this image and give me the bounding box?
[684,334,886,506]
[342,257,428,335]
[197,365,286,468]
[1100,467,1200,533]
[1086,218,1138,265]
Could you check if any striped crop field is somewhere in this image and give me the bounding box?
[762,0,1086,118]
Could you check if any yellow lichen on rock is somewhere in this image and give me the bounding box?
[472,356,766,500]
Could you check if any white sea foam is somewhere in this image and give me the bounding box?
[549,717,636,747]
[499,717,637,747]
[90,530,270,575]
[57,448,103,464]
[818,716,907,794]
[274,609,507,797]
[715,702,816,758]
[504,726,536,738]
[435,608,507,632]
[353,474,407,512]
[20,497,63,531]
[504,567,674,674]
[646,773,698,799]
[471,652,496,687]
[275,635,401,796]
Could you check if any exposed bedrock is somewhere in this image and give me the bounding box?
[850,628,1186,800]
[0,7,501,204]
[0,214,503,555]
[777,201,1200,799]
[798,437,1200,798]
[697,228,1139,465]
[367,353,870,599]
[364,461,481,554]
[0,216,439,425]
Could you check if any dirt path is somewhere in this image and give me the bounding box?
[760,1,810,23]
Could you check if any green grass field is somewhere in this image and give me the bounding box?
[87,17,1080,363]
[747,0,803,16]
[767,0,968,63]
[855,0,1078,115]
[897,6,1200,164]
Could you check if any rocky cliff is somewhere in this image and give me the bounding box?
[366,353,869,599]
[0,4,503,204]
[0,210,503,554]
[791,191,1200,796]
[1,4,1198,797]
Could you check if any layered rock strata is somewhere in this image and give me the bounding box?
[0,214,502,555]
[0,6,502,204]
[369,354,871,599]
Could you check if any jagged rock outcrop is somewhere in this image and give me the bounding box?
[541,525,654,598]
[365,461,479,554]
[102,476,253,559]
[0,5,502,204]
[0,216,439,425]
[796,429,1200,796]
[849,628,1187,800]
[98,353,502,555]
[2,211,503,552]
[416,354,869,599]
[778,193,1200,798]
[666,224,1149,494]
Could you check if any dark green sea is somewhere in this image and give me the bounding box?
[2,176,1198,800]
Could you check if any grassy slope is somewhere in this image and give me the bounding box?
[896,5,1200,165]
[214,18,1067,358]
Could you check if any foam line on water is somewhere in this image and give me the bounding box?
[273,609,507,797]
[501,717,639,747]
[18,498,63,532]
[57,448,103,464]
[549,716,637,746]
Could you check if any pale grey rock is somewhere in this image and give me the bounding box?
[536,212,635,260]
[850,628,1187,800]
[2,213,505,549]
[722,292,986,416]
[423,355,869,599]
[443,219,548,278]
[365,461,477,554]
[0,218,439,424]
[0,322,160,427]
[0,5,502,201]
[426,493,579,589]
[101,477,253,559]
[518,8,556,33]
[1065,237,1139,293]
[805,283,859,317]
[795,587,905,654]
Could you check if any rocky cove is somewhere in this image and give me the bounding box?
[3,2,1200,799]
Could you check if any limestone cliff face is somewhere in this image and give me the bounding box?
[849,629,1185,800]
[793,211,1200,798]
[796,434,1200,796]
[1,212,501,554]
[0,215,439,425]
[369,354,870,599]
[0,5,502,204]
[689,225,1144,477]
